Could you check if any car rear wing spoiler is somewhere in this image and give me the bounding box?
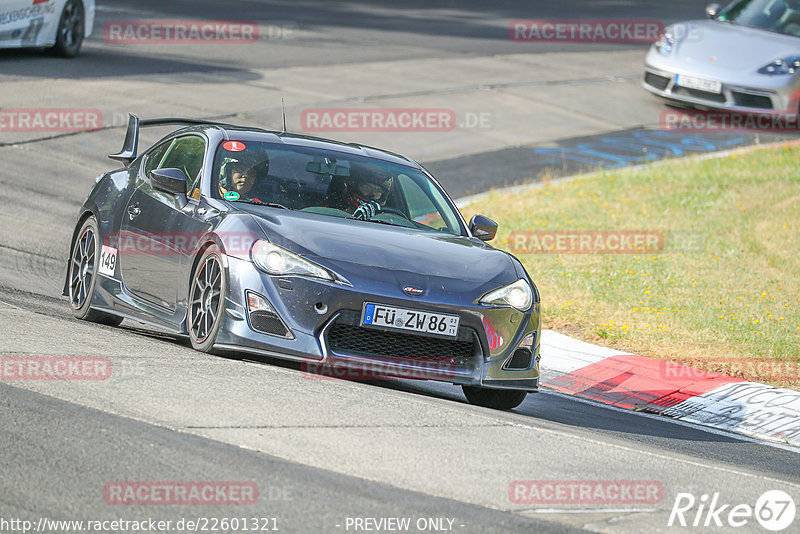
[108,113,233,165]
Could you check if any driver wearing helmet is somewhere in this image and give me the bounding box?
[326,162,394,219]
[218,152,270,202]
[219,162,256,197]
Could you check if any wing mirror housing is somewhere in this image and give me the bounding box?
[150,168,189,209]
[705,3,721,18]
[469,214,498,242]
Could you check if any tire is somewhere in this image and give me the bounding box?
[188,245,227,352]
[51,0,84,58]
[68,217,124,326]
[462,386,528,410]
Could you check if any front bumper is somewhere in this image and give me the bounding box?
[643,53,799,114]
[214,256,541,391]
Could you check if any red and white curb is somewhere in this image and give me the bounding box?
[539,330,800,447]
[454,142,800,447]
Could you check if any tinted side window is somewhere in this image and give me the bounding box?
[398,174,437,219]
[159,136,206,186]
[396,173,461,233]
[143,141,171,177]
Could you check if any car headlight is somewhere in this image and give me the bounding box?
[758,56,800,75]
[251,240,333,281]
[654,31,674,56]
[480,279,533,311]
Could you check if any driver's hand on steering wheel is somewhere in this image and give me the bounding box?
[353,200,381,220]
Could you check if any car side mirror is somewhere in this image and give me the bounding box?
[469,214,498,242]
[705,3,721,18]
[150,168,189,209]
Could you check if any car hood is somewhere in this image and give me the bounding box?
[670,20,800,74]
[243,208,516,291]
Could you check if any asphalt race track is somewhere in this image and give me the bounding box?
[1,1,799,533]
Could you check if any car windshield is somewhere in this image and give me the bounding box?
[212,141,464,236]
[717,0,800,37]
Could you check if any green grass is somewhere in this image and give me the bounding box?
[463,142,800,388]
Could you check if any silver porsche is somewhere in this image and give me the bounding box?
[643,0,800,114]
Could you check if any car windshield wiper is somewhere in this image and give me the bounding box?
[347,217,406,228]
[234,199,292,210]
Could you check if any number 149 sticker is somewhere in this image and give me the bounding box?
[99,246,117,277]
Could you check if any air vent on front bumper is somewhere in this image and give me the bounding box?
[731,91,773,110]
[504,348,533,370]
[246,291,293,338]
[250,310,291,337]
[644,72,671,91]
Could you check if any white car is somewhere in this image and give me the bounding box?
[643,1,800,114]
[0,0,95,57]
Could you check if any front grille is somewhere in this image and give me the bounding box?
[732,91,773,110]
[673,86,727,103]
[325,310,479,367]
[644,71,670,91]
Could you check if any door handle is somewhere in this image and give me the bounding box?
[127,204,141,220]
[194,205,219,218]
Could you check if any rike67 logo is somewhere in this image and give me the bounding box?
[668,490,796,531]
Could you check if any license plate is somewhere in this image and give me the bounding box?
[361,303,460,338]
[675,74,722,94]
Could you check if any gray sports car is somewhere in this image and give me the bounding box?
[643,0,800,114]
[64,115,542,410]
